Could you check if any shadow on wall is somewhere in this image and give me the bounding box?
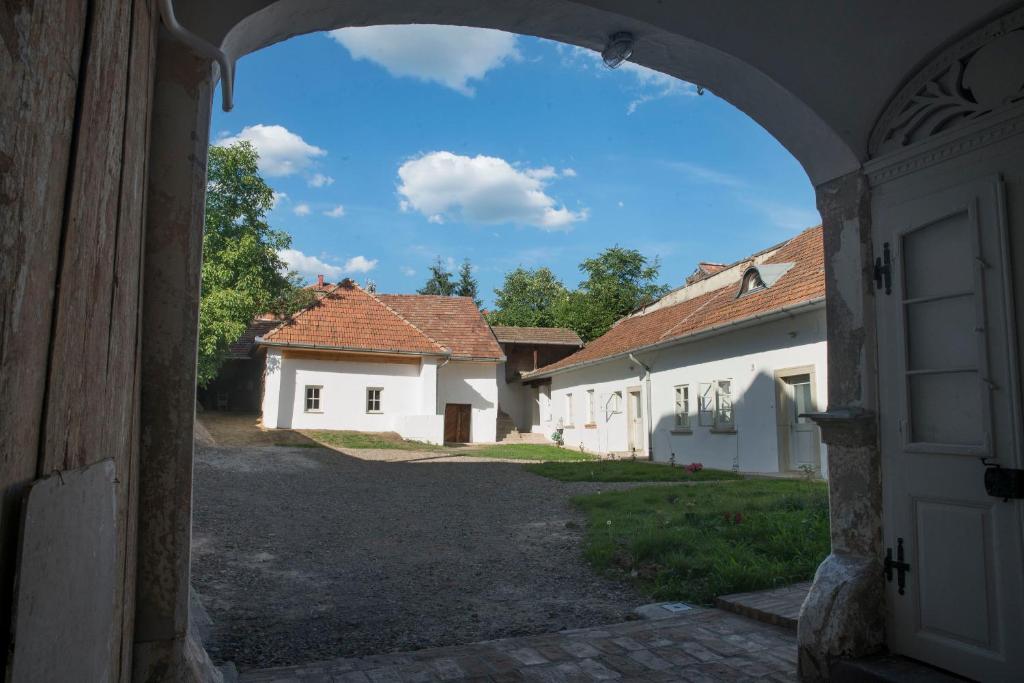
[648,370,797,473]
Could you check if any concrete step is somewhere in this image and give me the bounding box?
[715,581,811,632]
[497,431,549,444]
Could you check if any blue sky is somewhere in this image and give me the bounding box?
[211,26,819,307]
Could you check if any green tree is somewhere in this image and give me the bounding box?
[557,247,669,342]
[198,141,311,387]
[487,267,569,327]
[455,259,481,307]
[417,257,456,296]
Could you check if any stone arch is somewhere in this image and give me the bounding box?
[188,0,861,185]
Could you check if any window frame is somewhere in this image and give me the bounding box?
[304,385,323,413]
[713,379,735,431]
[565,392,574,427]
[673,384,691,432]
[698,382,715,426]
[365,386,383,414]
[585,389,596,426]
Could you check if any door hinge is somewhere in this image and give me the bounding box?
[874,242,892,295]
[884,537,911,595]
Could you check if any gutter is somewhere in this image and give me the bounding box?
[255,337,450,358]
[523,297,825,381]
[628,353,655,461]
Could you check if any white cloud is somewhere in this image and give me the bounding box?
[401,266,416,277]
[564,46,698,113]
[561,168,577,177]
[742,198,821,229]
[327,25,520,96]
[216,124,326,177]
[323,205,345,218]
[667,161,745,188]
[397,151,587,231]
[271,191,289,208]
[618,201,625,208]
[308,173,335,188]
[279,248,344,281]
[344,255,378,273]
[293,203,311,216]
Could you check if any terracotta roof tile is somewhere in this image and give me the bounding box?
[227,319,282,359]
[260,281,446,355]
[490,326,583,346]
[378,295,504,361]
[528,226,825,377]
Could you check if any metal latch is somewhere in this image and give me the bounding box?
[984,465,1024,501]
[884,537,911,595]
[874,242,892,295]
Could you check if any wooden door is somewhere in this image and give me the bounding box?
[444,404,471,443]
[779,373,820,471]
[627,389,644,453]
[875,176,1024,680]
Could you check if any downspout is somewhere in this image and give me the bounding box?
[435,357,450,415]
[629,353,654,460]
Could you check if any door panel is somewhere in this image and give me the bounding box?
[876,176,1024,680]
[444,404,471,443]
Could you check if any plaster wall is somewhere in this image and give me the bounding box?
[548,309,828,474]
[261,351,437,438]
[496,362,528,429]
[437,361,500,443]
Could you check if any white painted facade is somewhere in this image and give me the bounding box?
[544,308,828,475]
[260,349,502,444]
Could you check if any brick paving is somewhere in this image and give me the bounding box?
[715,583,811,631]
[238,607,798,682]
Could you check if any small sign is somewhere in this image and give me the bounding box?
[661,602,692,613]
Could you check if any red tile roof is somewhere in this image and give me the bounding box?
[227,319,282,359]
[526,226,825,377]
[490,326,583,346]
[378,295,505,361]
[260,281,447,355]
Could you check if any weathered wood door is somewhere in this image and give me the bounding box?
[444,404,471,443]
[875,175,1024,680]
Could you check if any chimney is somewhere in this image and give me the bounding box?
[317,274,324,288]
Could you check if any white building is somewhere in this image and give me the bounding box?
[523,226,828,476]
[258,282,507,444]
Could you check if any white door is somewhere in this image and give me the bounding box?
[875,175,1024,680]
[781,374,819,471]
[627,388,644,453]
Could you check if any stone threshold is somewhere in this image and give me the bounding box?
[715,582,812,631]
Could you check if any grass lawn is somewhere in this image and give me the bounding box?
[464,443,597,462]
[301,430,449,452]
[525,460,743,482]
[574,479,829,605]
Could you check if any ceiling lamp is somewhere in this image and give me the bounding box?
[601,32,634,69]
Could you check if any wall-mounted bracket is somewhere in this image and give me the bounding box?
[158,0,235,111]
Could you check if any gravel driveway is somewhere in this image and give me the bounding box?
[191,445,646,671]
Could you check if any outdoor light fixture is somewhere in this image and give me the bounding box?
[601,32,634,69]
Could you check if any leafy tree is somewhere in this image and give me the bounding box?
[198,141,311,387]
[557,247,669,342]
[455,259,481,307]
[487,267,569,327]
[417,257,456,296]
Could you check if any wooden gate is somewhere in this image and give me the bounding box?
[444,404,472,443]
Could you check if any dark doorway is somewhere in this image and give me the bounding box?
[444,404,472,443]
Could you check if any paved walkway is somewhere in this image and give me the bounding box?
[238,607,798,682]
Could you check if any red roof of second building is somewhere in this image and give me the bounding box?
[527,226,825,377]
[378,294,505,361]
[260,281,446,355]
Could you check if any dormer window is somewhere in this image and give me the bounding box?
[738,268,767,296]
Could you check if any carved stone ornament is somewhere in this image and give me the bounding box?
[869,7,1024,157]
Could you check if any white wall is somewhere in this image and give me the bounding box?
[547,310,828,474]
[437,360,499,443]
[260,351,443,442]
[496,362,528,429]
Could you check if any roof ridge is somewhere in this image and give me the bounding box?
[361,283,450,353]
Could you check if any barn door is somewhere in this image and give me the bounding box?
[875,176,1024,680]
[444,404,471,443]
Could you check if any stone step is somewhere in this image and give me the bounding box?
[715,581,812,632]
[831,655,968,682]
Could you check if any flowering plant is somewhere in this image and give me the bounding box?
[684,462,704,473]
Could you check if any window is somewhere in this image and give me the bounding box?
[714,380,734,430]
[738,268,766,296]
[674,385,690,430]
[366,387,382,413]
[304,385,322,412]
[586,389,596,424]
[565,393,574,425]
[698,383,715,425]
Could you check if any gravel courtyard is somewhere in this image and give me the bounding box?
[191,443,646,671]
